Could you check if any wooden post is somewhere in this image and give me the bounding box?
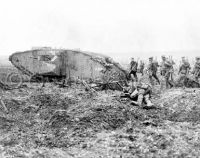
[0,100,8,113]
[0,95,8,113]
[0,87,8,112]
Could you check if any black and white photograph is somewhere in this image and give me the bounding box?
[1,0,200,157]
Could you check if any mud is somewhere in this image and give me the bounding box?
[0,83,200,157]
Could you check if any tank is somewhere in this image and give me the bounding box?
[9,48,127,82]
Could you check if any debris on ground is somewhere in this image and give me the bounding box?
[0,82,200,157]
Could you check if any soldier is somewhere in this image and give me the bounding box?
[148,57,160,85]
[130,80,154,108]
[122,79,153,108]
[129,57,138,82]
[139,60,145,76]
[160,55,174,88]
[176,57,191,86]
[192,57,200,82]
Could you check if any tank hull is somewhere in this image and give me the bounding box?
[9,49,127,81]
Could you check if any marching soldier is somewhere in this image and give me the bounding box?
[139,60,145,76]
[160,55,174,88]
[192,57,200,82]
[148,57,160,85]
[176,57,190,86]
[129,58,138,82]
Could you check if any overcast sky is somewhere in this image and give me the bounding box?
[0,0,200,63]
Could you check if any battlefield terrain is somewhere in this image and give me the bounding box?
[1,66,200,157]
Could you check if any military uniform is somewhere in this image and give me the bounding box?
[192,57,200,82]
[129,59,138,81]
[130,82,153,107]
[176,60,190,86]
[139,61,145,76]
[160,56,174,88]
[148,57,160,85]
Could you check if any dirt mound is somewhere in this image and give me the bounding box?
[156,88,200,122]
[1,84,200,157]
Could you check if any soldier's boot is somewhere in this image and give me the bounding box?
[144,95,154,107]
[131,94,143,107]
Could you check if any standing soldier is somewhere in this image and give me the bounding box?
[129,57,138,82]
[192,57,200,82]
[148,57,160,85]
[176,57,190,86]
[139,60,145,76]
[160,55,174,88]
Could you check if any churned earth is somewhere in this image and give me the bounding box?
[0,83,200,158]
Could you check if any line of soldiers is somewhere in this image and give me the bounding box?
[122,56,200,108]
[129,56,200,88]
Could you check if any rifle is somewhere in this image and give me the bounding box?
[194,69,200,78]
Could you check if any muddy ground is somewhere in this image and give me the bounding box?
[0,82,200,158]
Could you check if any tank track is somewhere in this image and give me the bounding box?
[9,55,34,77]
[0,80,16,90]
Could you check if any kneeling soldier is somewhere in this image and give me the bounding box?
[123,81,154,108]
